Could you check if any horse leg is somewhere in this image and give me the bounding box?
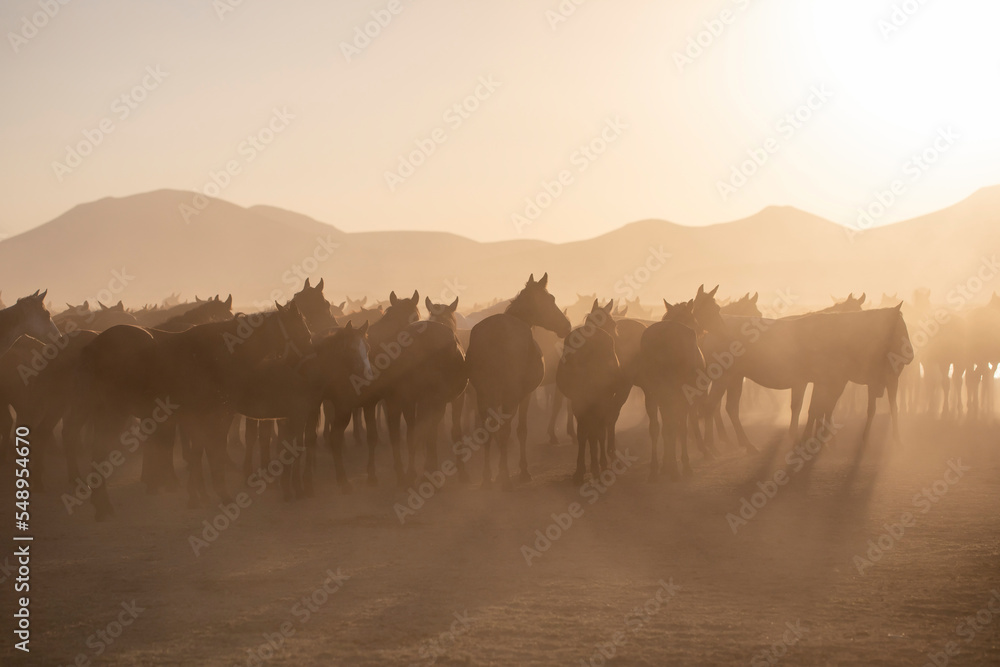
[496,400,516,491]
[478,403,493,488]
[588,415,601,479]
[242,417,257,480]
[89,412,120,520]
[861,384,879,446]
[661,401,678,480]
[565,396,576,439]
[573,410,586,485]
[645,391,660,482]
[203,415,234,504]
[329,408,353,491]
[725,378,756,453]
[678,403,691,476]
[789,384,805,442]
[422,402,446,473]
[451,392,471,482]
[887,374,901,443]
[547,386,563,444]
[384,401,406,487]
[516,395,531,482]
[303,405,320,497]
[402,402,418,481]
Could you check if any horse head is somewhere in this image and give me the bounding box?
[506,273,571,338]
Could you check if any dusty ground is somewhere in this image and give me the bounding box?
[1,398,999,666]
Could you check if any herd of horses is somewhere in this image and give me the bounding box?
[0,275,996,520]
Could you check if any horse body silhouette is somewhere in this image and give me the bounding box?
[466,273,570,489]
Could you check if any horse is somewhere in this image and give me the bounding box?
[465,273,571,489]
[634,309,705,479]
[426,297,471,453]
[0,290,59,354]
[557,316,622,483]
[154,295,233,332]
[235,321,371,499]
[720,293,761,317]
[74,302,312,518]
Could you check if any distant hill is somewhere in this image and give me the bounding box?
[0,186,996,313]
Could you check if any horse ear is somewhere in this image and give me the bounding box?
[527,274,536,285]
[38,290,48,301]
[708,285,719,298]
[303,278,310,289]
[358,321,369,335]
[98,301,108,310]
[274,301,284,313]
[591,298,599,311]
[751,292,759,304]
[619,305,628,316]
[360,296,367,306]
[224,294,232,308]
[858,292,866,305]
[337,301,346,310]
[604,300,613,313]
[316,278,324,292]
[82,301,89,310]
[696,284,705,297]
[115,300,124,310]
[538,273,548,289]
[663,298,671,311]
[389,291,398,306]
[449,297,458,312]
[895,302,903,311]
[196,295,203,302]
[425,296,434,311]
[410,290,419,305]
[344,320,353,331]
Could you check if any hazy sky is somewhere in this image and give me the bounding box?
[3,0,1000,242]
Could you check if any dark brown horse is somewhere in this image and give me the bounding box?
[74,302,312,518]
[154,295,233,332]
[556,318,621,483]
[635,305,705,479]
[0,291,59,354]
[466,273,571,489]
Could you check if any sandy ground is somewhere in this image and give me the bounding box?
[1,397,999,666]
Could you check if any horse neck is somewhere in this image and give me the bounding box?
[504,297,536,327]
[0,306,36,353]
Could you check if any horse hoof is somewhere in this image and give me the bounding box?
[518,470,532,483]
